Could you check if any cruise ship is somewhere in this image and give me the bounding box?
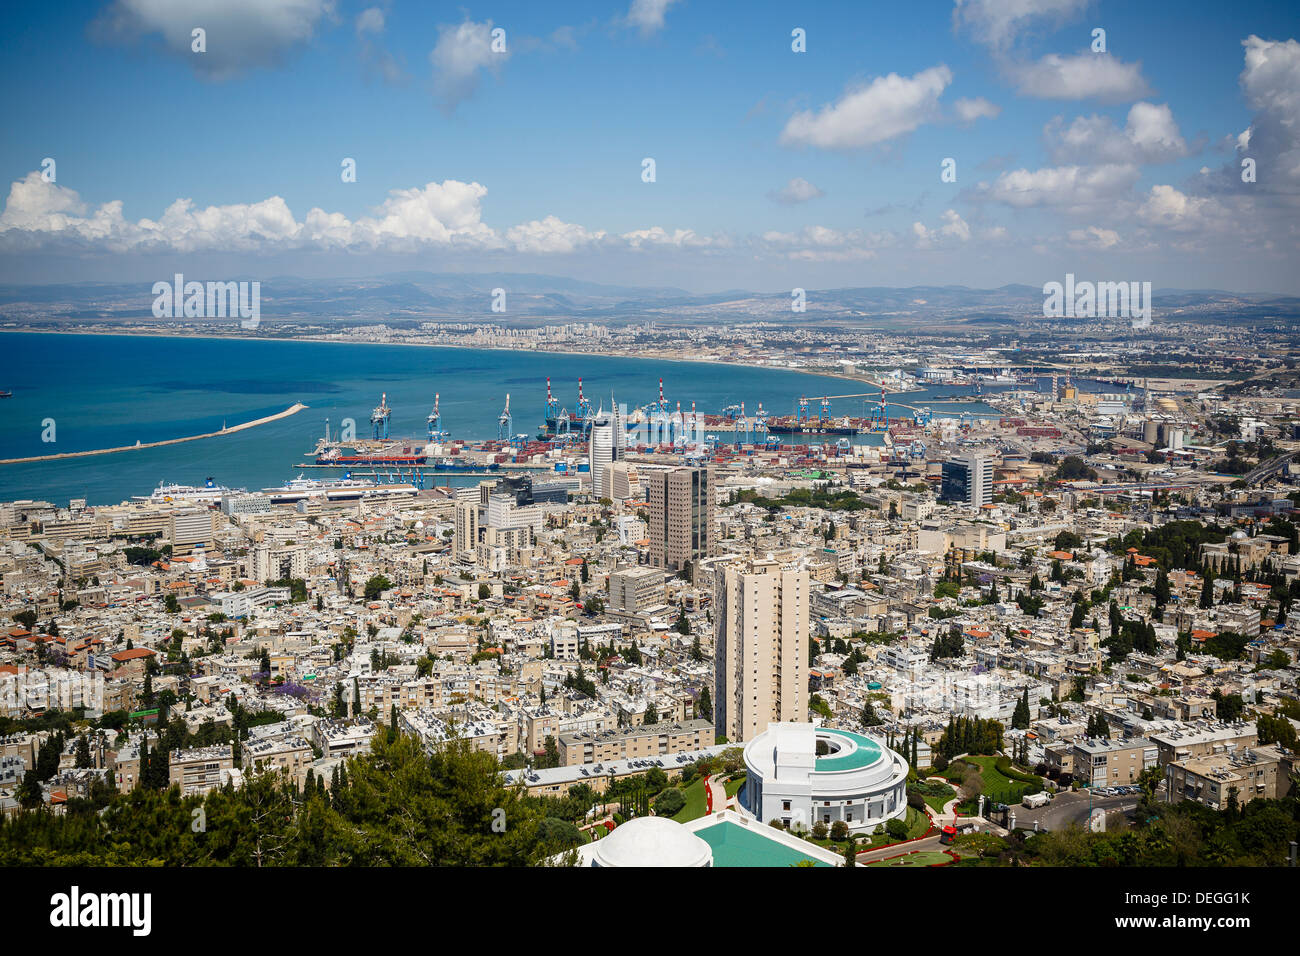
[133,479,237,504]
[260,474,420,505]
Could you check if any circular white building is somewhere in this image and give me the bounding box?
[740,723,910,832]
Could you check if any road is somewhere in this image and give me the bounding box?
[1010,790,1139,831]
[856,833,945,864]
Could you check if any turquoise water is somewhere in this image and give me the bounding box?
[0,332,1004,505]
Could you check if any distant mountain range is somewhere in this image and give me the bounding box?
[1,272,1297,328]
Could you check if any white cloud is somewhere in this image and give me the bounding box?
[506,216,605,254]
[1047,102,1187,164]
[356,7,402,83]
[1067,225,1122,248]
[620,226,713,249]
[0,172,504,253]
[952,0,1089,51]
[1137,184,1219,231]
[356,7,384,34]
[975,163,1140,209]
[768,177,825,204]
[626,0,680,37]
[95,0,333,79]
[780,66,953,150]
[1011,52,1151,102]
[953,96,1001,123]
[760,225,895,261]
[912,209,971,246]
[430,19,507,111]
[1238,36,1300,189]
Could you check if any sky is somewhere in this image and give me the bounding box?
[1,0,1298,293]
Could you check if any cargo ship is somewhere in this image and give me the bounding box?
[433,458,500,472]
[315,445,427,466]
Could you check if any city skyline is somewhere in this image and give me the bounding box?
[1,1,1298,293]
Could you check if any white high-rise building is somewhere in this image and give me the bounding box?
[588,408,617,499]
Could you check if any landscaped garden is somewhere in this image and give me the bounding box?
[865,849,953,867]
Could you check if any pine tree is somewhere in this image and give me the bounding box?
[697,685,713,721]
[1199,571,1215,609]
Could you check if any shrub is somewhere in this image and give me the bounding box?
[812,822,829,840]
[654,788,686,817]
[886,818,909,840]
[830,820,849,841]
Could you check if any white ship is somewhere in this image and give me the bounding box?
[260,474,419,505]
[133,479,236,504]
[978,369,1023,385]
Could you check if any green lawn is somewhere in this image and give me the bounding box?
[671,777,708,823]
[858,806,930,848]
[959,755,1037,804]
[866,850,952,867]
[724,774,747,798]
[912,781,956,814]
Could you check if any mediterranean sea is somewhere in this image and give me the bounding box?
[0,332,1005,505]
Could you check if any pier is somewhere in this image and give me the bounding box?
[0,403,308,466]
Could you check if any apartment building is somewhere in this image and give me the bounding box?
[1150,722,1258,768]
[1166,745,1296,809]
[608,565,666,613]
[557,718,714,767]
[1070,736,1157,787]
[169,745,235,796]
[713,558,809,743]
[454,500,479,556]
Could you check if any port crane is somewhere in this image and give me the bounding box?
[868,388,890,432]
[498,393,512,441]
[426,393,444,442]
[576,379,593,435]
[546,378,559,422]
[370,392,391,441]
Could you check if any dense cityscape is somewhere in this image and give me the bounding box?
[3,0,1299,936]
[3,318,1299,872]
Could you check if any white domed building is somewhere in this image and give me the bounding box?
[589,816,713,867]
[739,723,910,832]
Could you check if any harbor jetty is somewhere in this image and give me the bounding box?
[0,403,308,465]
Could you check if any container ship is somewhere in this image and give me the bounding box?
[315,444,427,466]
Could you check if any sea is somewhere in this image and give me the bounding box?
[0,332,1011,506]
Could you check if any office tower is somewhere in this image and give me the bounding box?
[588,409,616,500]
[940,454,993,508]
[605,461,642,502]
[454,500,479,555]
[713,559,809,742]
[644,465,714,572]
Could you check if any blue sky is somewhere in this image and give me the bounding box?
[2,0,1298,292]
